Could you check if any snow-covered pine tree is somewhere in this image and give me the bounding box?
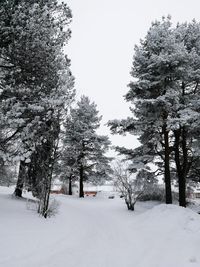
[0,0,73,158]
[0,0,75,216]
[63,96,112,197]
[109,17,178,204]
[57,142,79,195]
[167,21,200,206]
[109,17,200,207]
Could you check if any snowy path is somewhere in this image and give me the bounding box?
[0,187,200,267]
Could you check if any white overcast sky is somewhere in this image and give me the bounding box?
[65,0,200,153]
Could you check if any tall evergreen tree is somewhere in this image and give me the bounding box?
[109,17,200,207]
[0,0,73,159]
[0,0,75,216]
[109,17,176,204]
[168,21,200,206]
[63,96,112,197]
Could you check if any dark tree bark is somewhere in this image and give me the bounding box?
[40,125,59,218]
[79,165,84,198]
[180,127,188,207]
[174,128,187,207]
[27,118,60,217]
[14,160,27,197]
[174,83,187,207]
[42,172,52,219]
[163,124,172,204]
[68,175,72,195]
[125,200,135,211]
[35,138,55,218]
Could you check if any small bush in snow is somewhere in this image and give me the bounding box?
[37,198,60,218]
[26,199,39,211]
[114,162,145,211]
[114,162,159,210]
[138,186,165,202]
[45,199,60,218]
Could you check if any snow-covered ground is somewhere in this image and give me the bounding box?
[0,186,200,267]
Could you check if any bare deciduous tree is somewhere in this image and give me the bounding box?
[113,162,145,211]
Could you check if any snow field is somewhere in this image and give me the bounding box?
[0,186,200,267]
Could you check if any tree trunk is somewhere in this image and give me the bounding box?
[79,165,84,198]
[35,119,59,218]
[129,203,135,211]
[179,174,186,207]
[125,194,135,211]
[14,160,27,197]
[68,175,72,195]
[174,129,187,207]
[43,178,51,219]
[163,125,172,204]
[176,83,187,207]
[41,135,57,218]
[180,127,187,207]
[125,200,135,211]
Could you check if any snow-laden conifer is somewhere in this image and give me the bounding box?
[62,96,112,197]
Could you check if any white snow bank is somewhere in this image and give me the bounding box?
[134,203,200,232]
[0,186,200,267]
[127,204,200,267]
